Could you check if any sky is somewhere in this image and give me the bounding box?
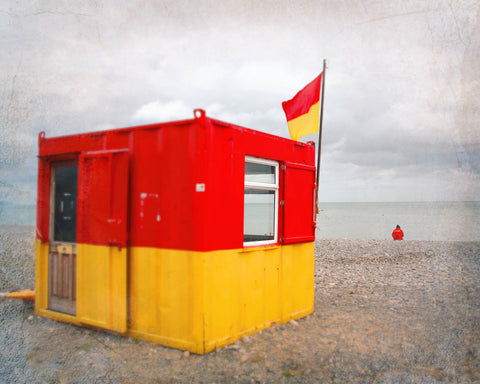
[1,0,479,203]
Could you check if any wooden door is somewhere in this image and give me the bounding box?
[48,162,78,315]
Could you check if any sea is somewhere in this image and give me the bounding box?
[0,202,479,242]
[0,204,36,227]
[316,201,480,241]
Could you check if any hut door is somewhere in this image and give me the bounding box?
[48,162,78,316]
[76,149,129,333]
[282,162,316,244]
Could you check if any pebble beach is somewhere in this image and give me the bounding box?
[1,225,479,383]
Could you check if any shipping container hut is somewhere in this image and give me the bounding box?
[35,109,316,354]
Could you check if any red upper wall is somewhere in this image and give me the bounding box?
[37,110,316,251]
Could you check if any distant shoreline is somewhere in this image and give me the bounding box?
[0,224,36,233]
[0,224,479,244]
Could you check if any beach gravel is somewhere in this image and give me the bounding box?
[1,226,479,383]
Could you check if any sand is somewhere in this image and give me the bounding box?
[1,225,479,383]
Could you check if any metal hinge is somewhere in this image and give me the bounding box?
[280,200,285,206]
[281,164,286,171]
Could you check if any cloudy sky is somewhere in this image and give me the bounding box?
[1,0,479,203]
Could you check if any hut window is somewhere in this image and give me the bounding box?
[244,156,279,246]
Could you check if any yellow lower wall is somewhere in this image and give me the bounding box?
[35,241,128,333]
[35,240,49,311]
[202,243,314,352]
[127,247,206,353]
[76,243,127,333]
[35,241,314,354]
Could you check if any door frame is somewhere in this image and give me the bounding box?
[48,160,78,316]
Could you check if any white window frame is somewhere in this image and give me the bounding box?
[243,156,279,247]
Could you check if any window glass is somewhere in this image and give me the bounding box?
[244,189,275,242]
[244,157,278,246]
[53,165,78,243]
[245,162,276,184]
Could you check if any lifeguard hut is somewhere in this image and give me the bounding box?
[35,109,316,354]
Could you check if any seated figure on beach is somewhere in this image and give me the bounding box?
[392,225,404,240]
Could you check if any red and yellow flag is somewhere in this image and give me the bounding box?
[282,73,322,141]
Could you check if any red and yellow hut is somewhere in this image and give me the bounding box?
[35,109,316,354]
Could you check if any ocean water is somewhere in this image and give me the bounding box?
[0,204,36,226]
[316,201,480,241]
[1,202,479,242]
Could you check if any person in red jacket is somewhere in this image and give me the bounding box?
[392,225,404,240]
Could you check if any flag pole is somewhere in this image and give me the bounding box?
[315,59,327,213]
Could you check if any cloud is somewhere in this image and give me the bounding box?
[131,100,192,124]
[0,0,479,204]
[206,103,286,136]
